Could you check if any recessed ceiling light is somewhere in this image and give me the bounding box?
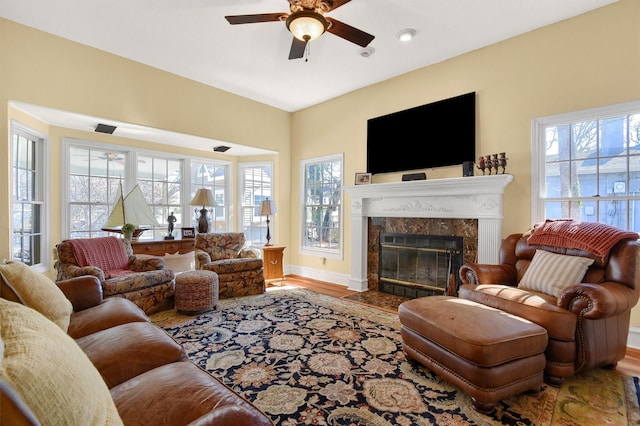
[397,28,416,42]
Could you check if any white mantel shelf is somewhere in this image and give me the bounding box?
[343,174,513,291]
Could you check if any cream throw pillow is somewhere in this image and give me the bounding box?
[518,250,594,297]
[0,261,73,332]
[0,298,123,425]
[164,251,195,273]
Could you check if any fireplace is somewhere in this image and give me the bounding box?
[378,233,463,297]
[343,174,513,292]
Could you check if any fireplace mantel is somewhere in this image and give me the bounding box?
[343,174,513,291]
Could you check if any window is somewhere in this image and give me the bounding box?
[239,163,273,246]
[138,155,182,240]
[301,154,343,257]
[190,161,229,234]
[11,122,49,270]
[532,100,640,231]
[64,140,231,240]
[68,145,127,239]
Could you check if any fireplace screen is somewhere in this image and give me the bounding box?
[379,233,463,298]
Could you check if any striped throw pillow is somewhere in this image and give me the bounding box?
[518,250,594,297]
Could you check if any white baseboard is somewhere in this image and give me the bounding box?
[628,326,640,350]
[284,265,360,291]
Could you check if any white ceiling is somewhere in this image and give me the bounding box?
[1,0,617,154]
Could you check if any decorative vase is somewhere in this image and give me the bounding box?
[123,231,133,242]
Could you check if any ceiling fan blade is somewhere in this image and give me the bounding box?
[225,13,286,25]
[325,0,352,12]
[288,37,307,60]
[326,18,374,47]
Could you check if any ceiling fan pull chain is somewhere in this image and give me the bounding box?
[305,43,310,62]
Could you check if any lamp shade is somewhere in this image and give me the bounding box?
[286,10,327,41]
[259,199,277,216]
[190,188,215,207]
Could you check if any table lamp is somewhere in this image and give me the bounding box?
[190,188,215,233]
[259,198,277,246]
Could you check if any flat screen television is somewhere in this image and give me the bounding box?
[366,92,476,175]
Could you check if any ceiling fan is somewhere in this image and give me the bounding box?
[225,0,374,60]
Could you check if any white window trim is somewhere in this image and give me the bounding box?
[238,161,275,246]
[188,159,233,233]
[531,99,640,224]
[61,138,136,238]
[299,153,344,260]
[11,121,50,272]
[62,138,233,239]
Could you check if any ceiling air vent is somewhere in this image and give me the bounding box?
[213,145,231,152]
[95,123,117,134]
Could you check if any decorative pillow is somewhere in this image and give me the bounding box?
[0,261,73,332]
[518,250,594,297]
[0,299,123,425]
[163,251,195,273]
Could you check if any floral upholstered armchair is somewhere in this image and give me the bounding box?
[195,232,265,298]
[55,236,175,314]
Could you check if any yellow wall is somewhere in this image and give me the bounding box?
[1,1,640,326]
[0,17,291,274]
[290,0,640,324]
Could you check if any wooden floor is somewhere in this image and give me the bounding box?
[276,274,640,377]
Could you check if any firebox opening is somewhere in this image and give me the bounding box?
[378,233,463,298]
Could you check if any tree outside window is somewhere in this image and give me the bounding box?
[301,154,343,256]
[533,101,640,231]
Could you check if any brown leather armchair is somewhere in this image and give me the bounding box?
[457,232,639,385]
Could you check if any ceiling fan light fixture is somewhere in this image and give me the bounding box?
[286,10,328,42]
[397,28,416,42]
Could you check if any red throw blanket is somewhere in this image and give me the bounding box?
[527,219,638,260]
[67,237,129,277]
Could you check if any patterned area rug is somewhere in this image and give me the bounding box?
[151,288,640,425]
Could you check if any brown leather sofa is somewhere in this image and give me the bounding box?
[458,232,640,385]
[0,267,273,426]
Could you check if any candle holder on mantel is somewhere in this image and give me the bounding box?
[476,153,508,175]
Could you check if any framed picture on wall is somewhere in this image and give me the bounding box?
[355,172,372,185]
[181,227,195,238]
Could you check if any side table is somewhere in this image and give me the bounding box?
[262,246,285,284]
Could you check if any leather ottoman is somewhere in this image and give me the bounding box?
[398,296,547,414]
[175,270,219,315]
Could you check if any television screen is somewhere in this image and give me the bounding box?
[366,92,476,175]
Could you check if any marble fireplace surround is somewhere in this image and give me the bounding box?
[343,174,513,292]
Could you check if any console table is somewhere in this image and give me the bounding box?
[131,239,195,256]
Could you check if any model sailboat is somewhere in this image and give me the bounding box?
[102,183,159,237]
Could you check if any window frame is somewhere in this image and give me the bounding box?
[62,139,232,240]
[299,153,343,259]
[238,162,274,247]
[64,142,130,239]
[136,153,185,240]
[531,99,640,230]
[10,121,50,272]
[189,160,231,235]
